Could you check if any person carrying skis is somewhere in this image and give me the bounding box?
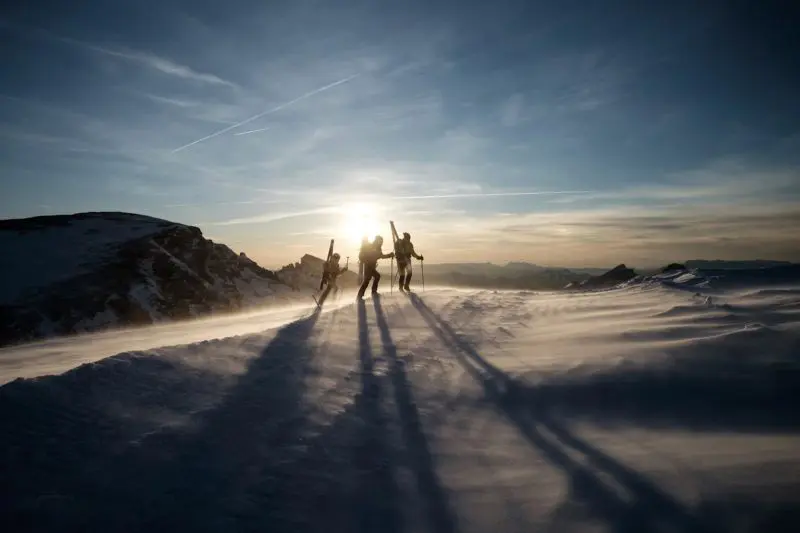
[394,232,423,292]
[320,252,347,292]
[356,235,394,300]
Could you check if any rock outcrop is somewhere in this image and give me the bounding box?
[566,264,638,290]
[277,253,359,290]
[0,212,289,346]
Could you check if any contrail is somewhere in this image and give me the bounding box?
[171,73,359,153]
[394,190,593,200]
[234,127,271,136]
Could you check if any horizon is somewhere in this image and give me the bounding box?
[2,1,799,267]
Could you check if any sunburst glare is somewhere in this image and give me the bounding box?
[339,202,382,248]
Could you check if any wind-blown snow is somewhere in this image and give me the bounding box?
[2,271,799,531]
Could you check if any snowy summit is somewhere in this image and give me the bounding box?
[0,212,289,346]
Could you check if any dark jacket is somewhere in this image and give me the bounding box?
[394,239,421,263]
[361,242,392,267]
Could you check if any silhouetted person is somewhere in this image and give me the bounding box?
[394,232,423,292]
[357,235,394,300]
[320,252,347,292]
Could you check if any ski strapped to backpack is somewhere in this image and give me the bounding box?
[390,221,401,293]
[314,239,335,306]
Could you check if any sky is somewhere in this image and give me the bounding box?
[1,0,799,269]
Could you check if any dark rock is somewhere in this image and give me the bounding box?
[567,263,638,291]
[662,263,686,273]
[0,212,288,347]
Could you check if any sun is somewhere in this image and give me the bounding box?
[339,202,382,248]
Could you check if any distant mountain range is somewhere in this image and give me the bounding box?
[413,259,799,291]
[419,262,590,290]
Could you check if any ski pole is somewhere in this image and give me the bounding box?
[421,259,425,292]
[390,256,394,294]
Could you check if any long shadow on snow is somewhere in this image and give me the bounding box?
[196,300,406,533]
[439,298,800,434]
[1,307,335,532]
[110,307,329,532]
[352,299,404,533]
[372,296,460,533]
[410,293,800,532]
[408,293,720,533]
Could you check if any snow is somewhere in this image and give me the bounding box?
[73,308,119,332]
[0,213,177,305]
[2,276,799,531]
[127,281,160,319]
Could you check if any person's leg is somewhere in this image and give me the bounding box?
[371,270,381,293]
[404,263,413,290]
[357,267,372,299]
[358,264,376,298]
[397,262,407,291]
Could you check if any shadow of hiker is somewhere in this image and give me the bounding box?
[372,296,459,533]
[354,299,404,533]
[405,293,800,433]
[1,307,326,532]
[407,293,718,533]
[111,306,328,532]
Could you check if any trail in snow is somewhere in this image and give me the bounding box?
[2,284,800,532]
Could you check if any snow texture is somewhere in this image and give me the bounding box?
[0,212,174,305]
[1,267,800,532]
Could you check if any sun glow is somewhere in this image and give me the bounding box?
[339,202,382,248]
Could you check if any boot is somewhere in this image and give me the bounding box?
[356,280,368,300]
[398,275,406,291]
[404,273,412,292]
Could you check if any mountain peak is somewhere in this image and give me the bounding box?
[0,212,288,346]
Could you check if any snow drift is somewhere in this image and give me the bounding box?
[1,263,799,531]
[0,212,290,347]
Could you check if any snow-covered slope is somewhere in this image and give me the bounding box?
[631,263,800,291]
[2,268,799,531]
[0,212,290,346]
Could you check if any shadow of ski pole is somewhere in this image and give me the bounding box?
[407,293,716,533]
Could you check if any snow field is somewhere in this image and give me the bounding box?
[2,283,799,531]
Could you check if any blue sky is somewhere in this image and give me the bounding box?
[1,0,799,268]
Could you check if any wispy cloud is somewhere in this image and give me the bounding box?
[163,199,283,208]
[143,94,201,108]
[394,190,594,201]
[45,32,237,88]
[409,202,800,266]
[234,127,271,137]
[171,74,359,153]
[202,207,340,226]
